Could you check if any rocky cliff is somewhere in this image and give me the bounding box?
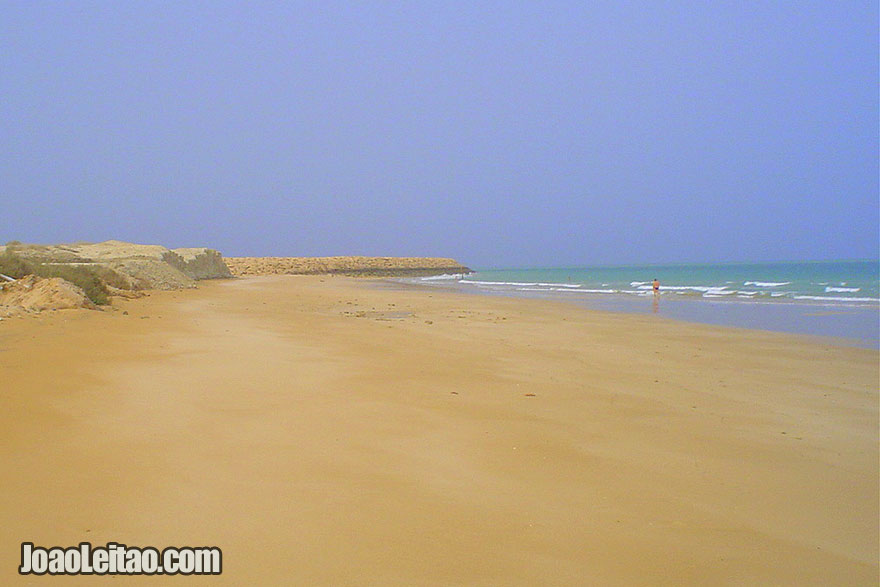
[171,248,234,280]
[1,240,233,290]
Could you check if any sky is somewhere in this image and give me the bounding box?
[1,1,877,267]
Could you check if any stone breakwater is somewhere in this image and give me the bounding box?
[225,256,472,278]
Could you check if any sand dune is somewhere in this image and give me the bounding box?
[0,276,876,585]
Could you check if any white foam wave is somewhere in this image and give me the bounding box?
[463,280,534,287]
[793,295,879,303]
[614,289,654,296]
[639,284,731,294]
[516,287,618,294]
[461,280,580,288]
[455,277,878,306]
[743,281,791,287]
[419,273,462,281]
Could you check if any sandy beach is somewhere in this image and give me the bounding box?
[1,275,877,585]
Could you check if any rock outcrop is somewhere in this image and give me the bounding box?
[171,248,234,280]
[1,240,233,290]
[224,256,472,278]
[0,275,96,316]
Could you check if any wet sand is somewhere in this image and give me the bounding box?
[1,275,877,585]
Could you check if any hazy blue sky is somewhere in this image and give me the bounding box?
[1,1,877,267]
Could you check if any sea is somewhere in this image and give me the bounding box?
[403,260,880,348]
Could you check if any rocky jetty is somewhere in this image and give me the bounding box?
[224,256,472,278]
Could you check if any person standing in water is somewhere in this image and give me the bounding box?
[652,278,660,294]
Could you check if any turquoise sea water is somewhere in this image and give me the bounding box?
[406,261,880,347]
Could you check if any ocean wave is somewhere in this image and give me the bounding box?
[461,280,581,288]
[419,273,463,281]
[793,295,879,303]
[743,281,791,287]
[638,284,731,294]
[461,280,541,287]
[454,276,878,306]
[517,286,618,294]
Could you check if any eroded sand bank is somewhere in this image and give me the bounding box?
[1,275,877,585]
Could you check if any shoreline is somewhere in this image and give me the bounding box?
[388,278,880,348]
[1,275,877,584]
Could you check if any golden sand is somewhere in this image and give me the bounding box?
[1,275,877,585]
